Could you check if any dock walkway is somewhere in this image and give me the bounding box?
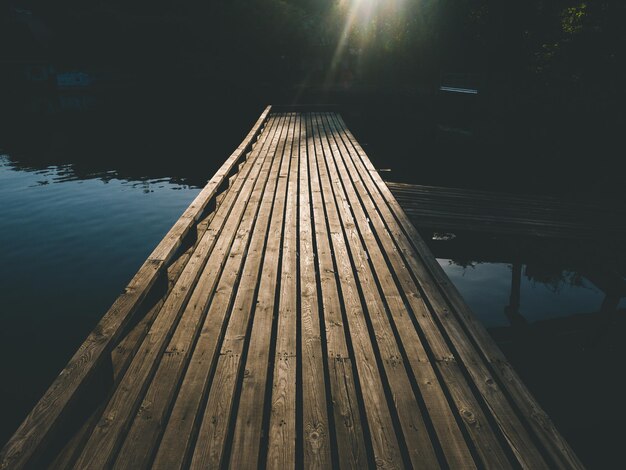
[387,182,626,240]
[1,107,582,469]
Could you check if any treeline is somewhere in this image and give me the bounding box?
[4,0,626,100]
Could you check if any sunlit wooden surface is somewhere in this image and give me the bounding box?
[1,108,582,469]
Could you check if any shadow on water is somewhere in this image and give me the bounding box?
[0,85,625,467]
[6,85,620,237]
[0,86,271,188]
[0,86,270,448]
[3,83,625,203]
[338,90,626,206]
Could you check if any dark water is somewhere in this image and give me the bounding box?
[0,158,201,441]
[422,232,626,468]
[0,88,263,449]
[0,88,624,467]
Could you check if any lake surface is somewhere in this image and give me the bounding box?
[423,231,626,468]
[0,88,624,467]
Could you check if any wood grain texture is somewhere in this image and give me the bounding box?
[315,114,439,469]
[0,106,271,470]
[306,113,368,470]
[334,113,582,469]
[49,208,219,470]
[312,114,407,469]
[142,113,289,470]
[320,113,481,469]
[4,109,583,470]
[385,180,626,239]
[73,114,280,470]
[180,113,293,470]
[266,114,300,469]
[325,113,513,469]
[226,114,297,470]
[112,114,286,470]
[298,114,332,469]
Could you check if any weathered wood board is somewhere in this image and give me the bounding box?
[1,109,583,470]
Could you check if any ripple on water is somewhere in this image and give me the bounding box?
[0,154,201,446]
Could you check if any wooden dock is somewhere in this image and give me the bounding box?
[1,107,583,469]
[387,182,626,240]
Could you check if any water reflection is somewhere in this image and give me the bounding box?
[0,153,205,446]
[437,259,614,328]
[1,90,624,466]
[20,91,98,114]
[422,229,626,467]
[0,90,275,447]
[0,88,267,188]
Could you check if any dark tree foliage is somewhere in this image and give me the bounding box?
[3,0,625,105]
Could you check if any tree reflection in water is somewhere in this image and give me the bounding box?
[424,229,626,467]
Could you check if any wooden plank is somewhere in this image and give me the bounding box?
[332,116,543,468]
[73,114,281,469]
[385,199,624,239]
[115,113,281,468]
[311,114,406,468]
[111,210,216,383]
[49,210,218,470]
[154,113,291,470]
[7,108,585,470]
[298,114,332,469]
[319,114,476,468]
[387,214,577,239]
[314,114,439,469]
[115,114,287,470]
[386,186,626,238]
[0,106,272,470]
[24,136,256,468]
[147,106,273,264]
[305,113,368,470]
[266,114,301,468]
[225,114,297,470]
[386,200,603,226]
[322,113,512,469]
[385,181,624,215]
[387,196,594,222]
[333,114,581,468]
[343,115,584,469]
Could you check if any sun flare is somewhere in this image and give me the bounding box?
[326,0,408,87]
